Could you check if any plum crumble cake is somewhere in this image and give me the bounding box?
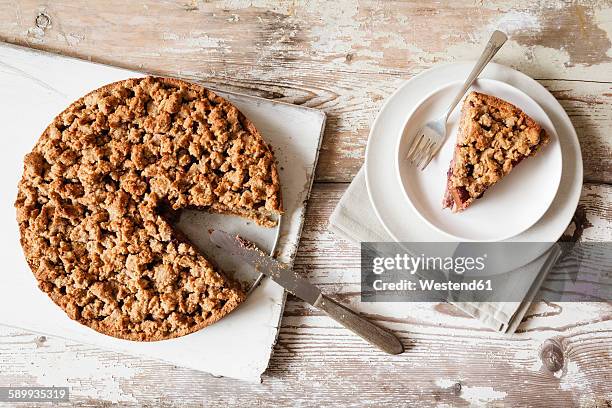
[442,91,549,212]
[15,77,282,341]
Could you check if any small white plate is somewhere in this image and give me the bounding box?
[395,79,562,241]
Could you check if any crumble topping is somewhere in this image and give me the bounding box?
[443,91,549,211]
[15,77,282,340]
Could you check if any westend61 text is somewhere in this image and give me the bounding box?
[372,279,493,292]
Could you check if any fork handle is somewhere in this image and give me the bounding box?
[444,30,507,120]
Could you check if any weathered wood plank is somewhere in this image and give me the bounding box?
[0,0,609,183]
[1,319,611,407]
[545,81,612,185]
[0,182,610,407]
[2,1,610,77]
[0,1,610,406]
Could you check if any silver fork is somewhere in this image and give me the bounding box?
[406,30,508,170]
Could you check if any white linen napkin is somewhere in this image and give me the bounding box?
[329,168,561,333]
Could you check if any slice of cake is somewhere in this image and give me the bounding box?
[442,91,549,212]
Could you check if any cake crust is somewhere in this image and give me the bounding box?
[15,77,282,341]
[443,91,549,212]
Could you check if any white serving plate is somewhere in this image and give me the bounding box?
[395,78,562,242]
[0,42,325,382]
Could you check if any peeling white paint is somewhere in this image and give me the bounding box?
[391,9,612,79]
[404,43,440,65]
[161,32,180,41]
[436,379,507,407]
[184,35,225,49]
[580,185,612,240]
[374,31,409,50]
[594,7,612,57]
[162,31,229,53]
[25,26,45,44]
[63,33,83,47]
[487,11,542,34]
[21,342,138,403]
[511,346,543,372]
[218,0,294,14]
[459,385,508,406]
[560,361,591,393]
[310,0,360,55]
[435,378,456,388]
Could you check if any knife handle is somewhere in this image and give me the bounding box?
[313,294,404,355]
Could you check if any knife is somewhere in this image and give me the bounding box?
[210,230,404,355]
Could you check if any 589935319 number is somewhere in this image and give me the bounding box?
[0,387,69,402]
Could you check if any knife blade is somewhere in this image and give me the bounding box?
[210,229,321,304]
[210,229,404,355]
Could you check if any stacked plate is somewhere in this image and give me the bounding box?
[365,63,582,260]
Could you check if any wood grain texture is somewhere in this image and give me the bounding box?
[0,0,610,183]
[1,182,611,407]
[0,0,610,406]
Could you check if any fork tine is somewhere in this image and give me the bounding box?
[420,141,440,170]
[416,139,433,165]
[412,139,432,167]
[410,136,430,163]
[405,132,424,160]
[405,133,420,159]
[419,141,437,170]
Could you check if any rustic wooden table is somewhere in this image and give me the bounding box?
[0,1,610,407]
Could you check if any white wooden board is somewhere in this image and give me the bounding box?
[0,43,325,382]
